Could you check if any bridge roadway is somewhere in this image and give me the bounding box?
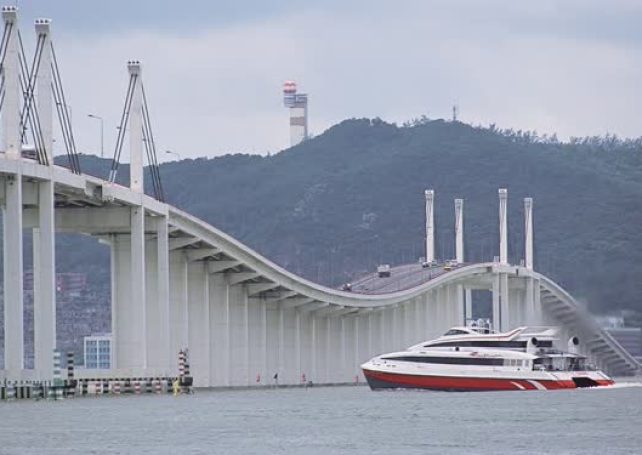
[0,157,639,386]
[348,263,450,294]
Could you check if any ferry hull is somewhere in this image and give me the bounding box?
[362,368,614,392]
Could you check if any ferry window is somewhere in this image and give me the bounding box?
[443,329,468,336]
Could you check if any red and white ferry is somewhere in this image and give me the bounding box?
[361,323,614,391]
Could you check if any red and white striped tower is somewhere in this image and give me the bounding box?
[283,81,308,147]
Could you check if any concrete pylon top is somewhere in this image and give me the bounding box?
[35,18,51,34]
[2,5,17,22]
[127,60,141,75]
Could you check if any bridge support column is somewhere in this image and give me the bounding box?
[354,315,360,381]
[367,312,374,363]
[278,302,285,382]
[311,316,317,382]
[33,180,56,380]
[3,175,24,377]
[169,250,188,372]
[226,284,247,385]
[145,216,170,373]
[187,262,210,387]
[1,8,23,378]
[455,284,465,326]
[295,311,302,382]
[208,273,229,386]
[325,316,332,382]
[492,274,500,331]
[392,305,402,349]
[246,290,264,386]
[465,288,473,322]
[532,278,542,324]
[402,303,411,347]
[500,273,510,330]
[265,299,279,386]
[424,291,436,340]
[414,298,422,344]
[328,316,342,383]
[111,211,147,374]
[281,304,296,384]
[436,286,448,335]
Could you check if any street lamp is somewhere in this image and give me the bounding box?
[87,114,104,158]
[165,150,180,161]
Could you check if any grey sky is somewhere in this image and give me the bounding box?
[13,0,642,161]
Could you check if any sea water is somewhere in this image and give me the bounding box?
[0,383,640,454]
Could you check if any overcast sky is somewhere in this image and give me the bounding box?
[13,0,642,161]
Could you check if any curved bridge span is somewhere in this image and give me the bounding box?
[0,159,639,386]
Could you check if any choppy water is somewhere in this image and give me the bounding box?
[0,383,641,455]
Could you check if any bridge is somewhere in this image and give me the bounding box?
[0,7,639,388]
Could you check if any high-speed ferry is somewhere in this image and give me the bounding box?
[361,322,614,391]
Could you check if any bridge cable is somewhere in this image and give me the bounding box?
[18,30,48,165]
[0,22,13,127]
[109,73,136,183]
[141,82,164,201]
[50,41,81,174]
[140,105,160,200]
[0,21,12,67]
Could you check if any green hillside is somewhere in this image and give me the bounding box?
[61,118,642,314]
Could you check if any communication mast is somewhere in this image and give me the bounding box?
[283,80,308,146]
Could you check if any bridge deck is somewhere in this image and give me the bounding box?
[348,263,449,294]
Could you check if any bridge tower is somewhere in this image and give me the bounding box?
[33,17,57,380]
[424,189,435,263]
[1,5,24,378]
[109,60,171,377]
[454,198,464,263]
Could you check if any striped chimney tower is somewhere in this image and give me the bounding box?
[283,80,308,146]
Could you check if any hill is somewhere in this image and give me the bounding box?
[45,118,642,315]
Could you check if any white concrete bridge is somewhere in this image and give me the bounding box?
[0,7,639,387]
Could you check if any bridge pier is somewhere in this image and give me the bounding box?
[2,174,24,377]
[33,180,56,380]
[169,250,189,372]
[187,261,210,387]
[144,216,170,373]
[33,17,56,381]
[463,287,472,322]
[208,273,228,385]
[1,7,24,380]
[111,234,143,373]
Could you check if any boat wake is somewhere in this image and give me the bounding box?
[586,381,642,390]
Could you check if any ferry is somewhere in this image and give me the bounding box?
[361,322,614,391]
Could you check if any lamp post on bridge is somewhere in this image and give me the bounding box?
[87,113,104,158]
[165,150,180,161]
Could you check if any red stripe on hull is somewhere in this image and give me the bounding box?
[363,369,613,392]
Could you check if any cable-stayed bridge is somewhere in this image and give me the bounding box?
[0,7,639,387]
